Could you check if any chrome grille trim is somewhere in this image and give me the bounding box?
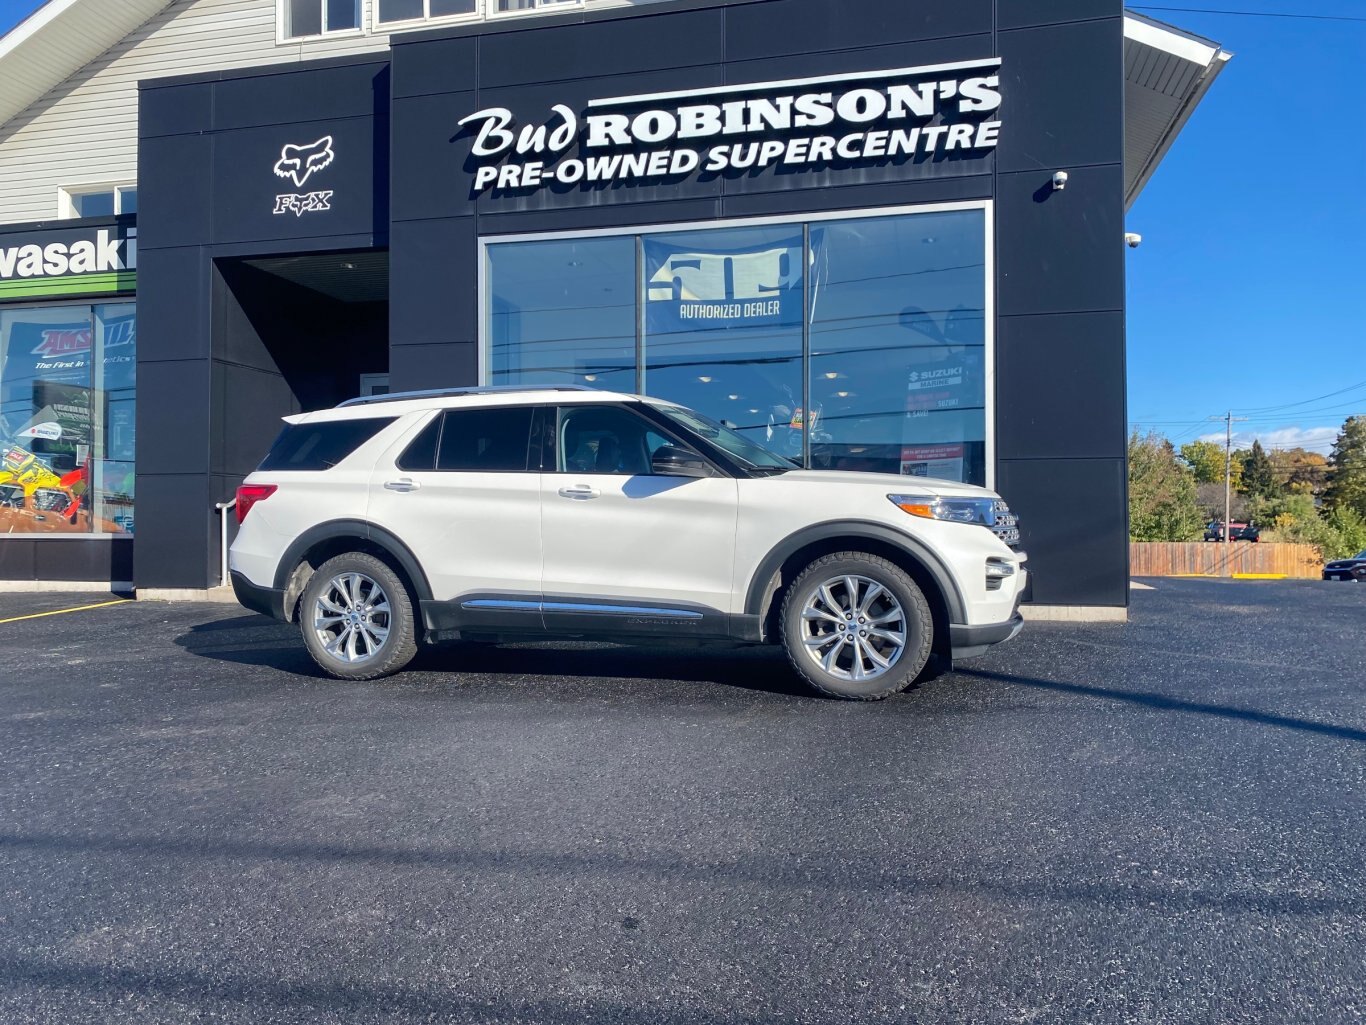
[989,500,1022,547]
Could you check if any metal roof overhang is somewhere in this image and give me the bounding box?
[0,0,171,128]
[1124,11,1232,210]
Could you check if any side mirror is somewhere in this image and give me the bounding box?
[651,445,713,478]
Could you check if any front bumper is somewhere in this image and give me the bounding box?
[949,612,1024,660]
[231,570,287,621]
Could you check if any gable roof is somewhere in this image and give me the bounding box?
[0,0,173,128]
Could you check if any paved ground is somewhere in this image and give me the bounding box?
[0,579,1363,1024]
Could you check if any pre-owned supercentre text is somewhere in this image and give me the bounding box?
[458,60,1004,193]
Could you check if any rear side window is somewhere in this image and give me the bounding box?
[258,417,395,471]
[437,406,535,472]
[396,416,441,471]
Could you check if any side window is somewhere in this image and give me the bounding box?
[644,429,676,466]
[557,406,679,476]
[436,406,535,472]
[395,415,441,471]
[258,417,395,471]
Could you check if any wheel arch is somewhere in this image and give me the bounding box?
[272,520,433,625]
[744,522,964,655]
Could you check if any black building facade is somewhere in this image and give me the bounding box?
[123,0,1127,606]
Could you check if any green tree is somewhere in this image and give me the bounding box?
[1129,431,1205,541]
[1327,506,1366,558]
[1258,492,1366,561]
[1179,440,1226,485]
[1271,447,1328,497]
[1325,416,1366,518]
[1241,440,1278,501]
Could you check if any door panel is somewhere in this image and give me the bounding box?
[539,405,739,612]
[366,408,542,604]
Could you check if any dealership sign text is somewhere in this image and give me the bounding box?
[459,59,1003,193]
[0,228,135,280]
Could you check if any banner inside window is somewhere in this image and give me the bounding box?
[0,302,136,534]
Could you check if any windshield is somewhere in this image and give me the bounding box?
[651,403,796,471]
[1356,551,1366,560]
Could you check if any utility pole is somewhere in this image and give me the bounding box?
[1210,411,1249,575]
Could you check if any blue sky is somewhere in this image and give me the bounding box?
[0,0,37,36]
[1,1,1361,453]
[1126,4,1366,454]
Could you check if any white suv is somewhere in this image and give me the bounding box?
[229,387,1026,700]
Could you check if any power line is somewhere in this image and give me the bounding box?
[1130,5,1366,23]
[1236,378,1366,415]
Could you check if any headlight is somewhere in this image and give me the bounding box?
[889,494,1021,547]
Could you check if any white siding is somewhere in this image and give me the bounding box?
[0,0,392,223]
[0,0,652,224]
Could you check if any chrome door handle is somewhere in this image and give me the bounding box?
[384,478,421,493]
[558,485,599,500]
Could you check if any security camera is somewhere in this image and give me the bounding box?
[1051,171,1069,191]
[1125,232,1143,249]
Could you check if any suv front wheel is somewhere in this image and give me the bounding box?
[780,552,934,701]
[301,552,419,680]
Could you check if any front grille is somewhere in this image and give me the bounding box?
[990,500,1021,548]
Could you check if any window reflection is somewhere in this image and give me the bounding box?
[0,302,136,534]
[94,303,136,533]
[809,211,986,483]
[642,225,803,454]
[485,207,988,485]
[487,237,636,393]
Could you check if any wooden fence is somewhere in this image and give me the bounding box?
[1130,542,1323,579]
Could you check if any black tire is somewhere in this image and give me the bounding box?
[779,552,934,701]
[300,552,419,681]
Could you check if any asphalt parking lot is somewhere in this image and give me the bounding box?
[1,578,1363,1024]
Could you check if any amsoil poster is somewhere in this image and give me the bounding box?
[0,310,136,533]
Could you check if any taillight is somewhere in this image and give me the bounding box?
[236,484,277,524]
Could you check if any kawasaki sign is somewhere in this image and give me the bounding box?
[0,223,137,300]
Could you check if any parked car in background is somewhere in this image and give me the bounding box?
[1204,521,1260,542]
[1322,551,1366,582]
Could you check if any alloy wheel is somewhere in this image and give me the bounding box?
[799,574,906,682]
[312,572,392,665]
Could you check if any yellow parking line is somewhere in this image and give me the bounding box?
[0,598,132,625]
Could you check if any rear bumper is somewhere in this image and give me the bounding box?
[231,570,287,621]
[949,612,1024,660]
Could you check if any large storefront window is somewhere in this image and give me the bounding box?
[484,205,989,485]
[643,224,804,453]
[0,302,136,534]
[487,237,636,393]
[809,211,986,481]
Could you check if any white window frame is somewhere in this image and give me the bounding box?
[277,0,367,45]
[370,0,583,33]
[477,200,997,490]
[57,183,137,220]
[358,373,391,397]
[371,0,482,33]
[487,0,583,21]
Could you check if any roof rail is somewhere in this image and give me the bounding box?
[338,385,597,408]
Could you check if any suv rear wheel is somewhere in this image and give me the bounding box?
[301,552,418,680]
[780,552,934,701]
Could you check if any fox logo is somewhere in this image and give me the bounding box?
[273,136,335,188]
